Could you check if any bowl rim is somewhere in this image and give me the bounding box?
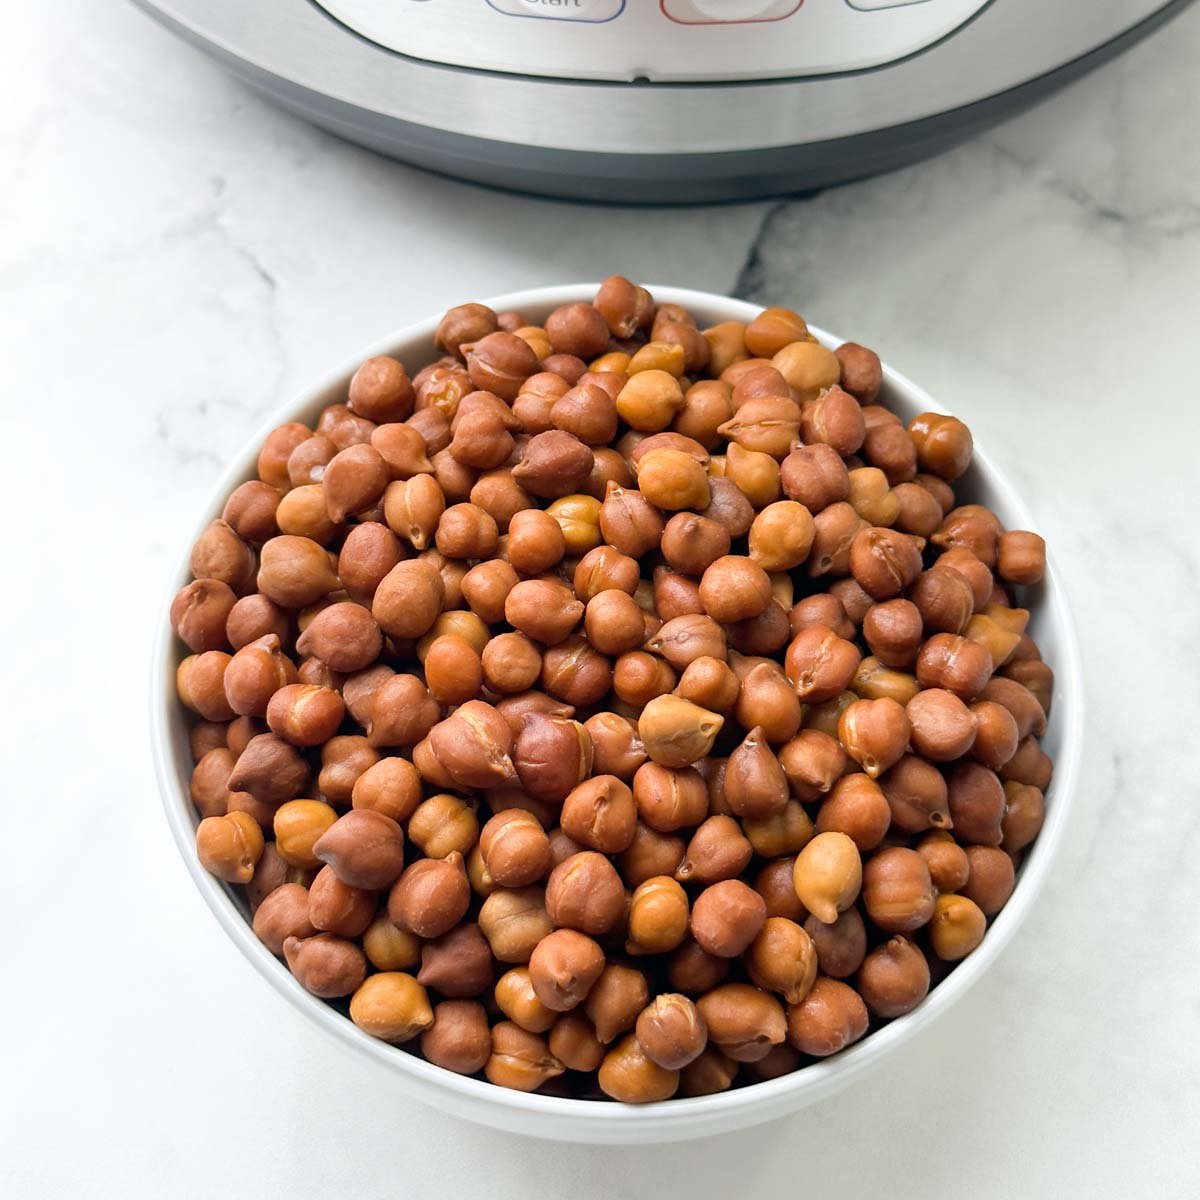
[151,283,1084,1130]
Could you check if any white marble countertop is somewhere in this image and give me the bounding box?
[4,1,1199,1195]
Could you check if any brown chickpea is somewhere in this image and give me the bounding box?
[171,579,237,654]
[947,762,1005,846]
[228,733,311,805]
[225,594,289,651]
[651,570,703,624]
[633,763,705,830]
[962,845,1016,915]
[294,602,382,675]
[837,697,910,780]
[723,443,780,508]
[598,483,663,558]
[479,887,553,963]
[190,519,256,595]
[747,918,818,1005]
[558,776,636,855]
[547,1012,606,1073]
[833,342,882,402]
[905,688,976,762]
[511,430,594,500]
[698,556,772,625]
[635,994,707,1071]
[778,729,847,802]
[495,966,558,1033]
[909,412,973,480]
[785,626,862,703]
[857,935,930,1018]
[616,370,685,432]
[505,508,566,576]
[916,634,993,701]
[541,637,612,706]
[273,799,337,870]
[479,809,553,889]
[177,651,236,722]
[189,747,237,819]
[485,1021,565,1092]
[636,448,710,511]
[754,858,807,922]
[614,652,681,705]
[862,847,936,933]
[287,435,337,489]
[880,754,952,832]
[1001,781,1045,853]
[848,526,923,601]
[862,599,923,669]
[388,853,470,939]
[742,799,814,859]
[625,875,690,955]
[504,578,583,645]
[583,590,646,657]
[969,699,1020,769]
[545,852,625,936]
[598,1034,680,1103]
[618,823,685,888]
[637,695,723,768]
[365,674,441,749]
[459,560,517,626]
[195,810,264,883]
[745,307,808,357]
[800,386,865,457]
[916,830,971,892]
[407,793,480,860]
[528,928,606,1012]
[676,814,753,886]
[252,882,316,955]
[318,735,380,805]
[584,964,649,1045]
[362,912,421,972]
[793,832,862,925]
[804,908,867,979]
[997,529,1046,585]
[307,865,375,938]
[785,976,868,1057]
[697,982,787,1063]
[816,774,890,853]
[421,999,491,1075]
[690,880,766,958]
[772,340,839,402]
[701,476,755,539]
[930,893,988,961]
[312,808,405,890]
[257,422,311,489]
[723,727,788,820]
[780,444,848,514]
[509,713,591,806]
[284,934,367,999]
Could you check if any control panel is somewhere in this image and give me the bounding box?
[312,0,991,82]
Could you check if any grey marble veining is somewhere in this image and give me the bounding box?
[3,1,1199,1196]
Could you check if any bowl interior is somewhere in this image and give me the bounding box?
[153,284,1082,1143]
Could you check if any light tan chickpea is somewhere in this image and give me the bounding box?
[793,832,862,925]
[195,810,264,883]
[348,973,433,1043]
[408,793,480,859]
[495,966,558,1033]
[273,799,337,870]
[627,875,690,955]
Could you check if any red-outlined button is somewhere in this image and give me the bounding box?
[661,0,802,24]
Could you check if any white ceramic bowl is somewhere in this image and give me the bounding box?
[152,285,1083,1144]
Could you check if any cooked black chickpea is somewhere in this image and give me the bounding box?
[176,280,1054,1103]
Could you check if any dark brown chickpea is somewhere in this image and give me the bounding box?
[723,727,789,820]
[816,773,891,853]
[284,934,367,999]
[778,729,847,802]
[545,852,626,936]
[558,775,636,855]
[528,928,607,1012]
[862,847,936,933]
[947,762,1006,846]
[785,626,862,703]
[676,815,752,887]
[417,923,494,998]
[690,879,766,958]
[962,845,1016,915]
[617,823,685,888]
[917,634,994,701]
[697,982,787,1063]
[834,342,882,403]
[512,430,595,499]
[785,976,868,1057]
[1001,781,1045,852]
[857,935,930,1018]
[584,964,649,1045]
[421,999,492,1075]
[252,882,316,955]
[862,599,923,669]
[969,699,1020,769]
[804,908,867,979]
[907,688,977,761]
[388,853,470,939]
[754,857,807,922]
[880,754,952,833]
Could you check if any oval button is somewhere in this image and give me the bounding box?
[661,1,802,24]
[486,0,625,20]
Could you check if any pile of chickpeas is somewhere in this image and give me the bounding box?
[172,278,1054,1103]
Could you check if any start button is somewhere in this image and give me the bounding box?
[486,0,626,20]
[662,0,802,22]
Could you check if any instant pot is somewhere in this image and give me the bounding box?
[133,0,1193,201]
